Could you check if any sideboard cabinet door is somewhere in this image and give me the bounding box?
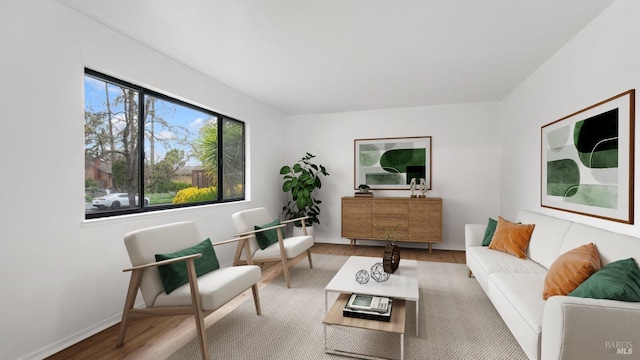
[341,197,372,240]
[408,198,442,244]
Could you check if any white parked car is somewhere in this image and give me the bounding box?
[92,193,150,209]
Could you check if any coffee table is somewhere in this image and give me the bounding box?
[323,256,419,360]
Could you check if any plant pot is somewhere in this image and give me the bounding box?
[383,243,400,273]
[293,224,315,243]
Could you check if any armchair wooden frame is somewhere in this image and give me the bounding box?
[117,235,259,360]
[233,216,313,288]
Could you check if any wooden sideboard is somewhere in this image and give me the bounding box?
[341,196,442,253]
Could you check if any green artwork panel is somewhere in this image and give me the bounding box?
[359,144,381,167]
[379,148,426,174]
[547,159,580,196]
[574,109,619,169]
[406,165,426,185]
[562,184,618,209]
[547,125,571,151]
[365,172,404,185]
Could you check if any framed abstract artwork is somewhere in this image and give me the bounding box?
[541,89,635,224]
[354,136,432,190]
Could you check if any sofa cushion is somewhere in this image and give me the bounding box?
[561,223,640,266]
[481,218,498,246]
[569,258,640,302]
[467,246,548,293]
[543,243,601,300]
[488,272,547,360]
[488,216,535,259]
[517,210,573,269]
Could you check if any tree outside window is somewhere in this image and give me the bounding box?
[84,69,245,219]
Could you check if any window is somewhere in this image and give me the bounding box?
[84,69,245,219]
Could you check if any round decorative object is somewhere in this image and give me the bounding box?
[370,262,391,282]
[383,244,401,274]
[355,269,370,284]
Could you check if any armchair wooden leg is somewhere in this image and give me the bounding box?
[251,284,261,315]
[306,249,313,269]
[281,257,292,288]
[116,269,143,347]
[186,260,209,360]
[193,310,208,360]
[468,268,473,278]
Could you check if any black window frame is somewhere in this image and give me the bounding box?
[84,68,245,220]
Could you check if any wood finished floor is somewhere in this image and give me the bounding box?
[46,243,465,360]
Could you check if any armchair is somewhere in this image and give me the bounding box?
[232,207,314,288]
[116,221,261,360]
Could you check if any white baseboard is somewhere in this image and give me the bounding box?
[17,303,143,360]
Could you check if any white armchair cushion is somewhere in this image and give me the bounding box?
[153,265,261,310]
[253,235,314,260]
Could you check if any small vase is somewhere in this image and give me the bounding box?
[382,243,400,273]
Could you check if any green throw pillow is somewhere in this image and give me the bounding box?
[155,238,220,294]
[254,219,285,250]
[482,218,498,246]
[569,258,640,302]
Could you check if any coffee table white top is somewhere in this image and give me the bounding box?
[325,256,419,301]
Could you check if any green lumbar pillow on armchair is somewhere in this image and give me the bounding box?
[254,218,285,250]
[155,238,220,294]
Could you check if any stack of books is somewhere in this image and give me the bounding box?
[354,191,374,197]
[342,293,392,322]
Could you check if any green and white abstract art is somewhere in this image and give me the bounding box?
[541,90,635,224]
[354,136,431,190]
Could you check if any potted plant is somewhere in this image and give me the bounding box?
[280,153,330,234]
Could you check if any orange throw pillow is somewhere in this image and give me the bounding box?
[543,243,602,300]
[488,216,535,259]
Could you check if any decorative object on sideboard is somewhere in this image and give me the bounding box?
[355,184,374,197]
[370,262,391,282]
[355,269,370,284]
[418,178,428,198]
[410,178,417,198]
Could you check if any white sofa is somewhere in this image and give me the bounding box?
[465,210,640,360]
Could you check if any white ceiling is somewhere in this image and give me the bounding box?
[59,0,615,115]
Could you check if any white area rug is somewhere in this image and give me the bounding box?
[168,254,527,360]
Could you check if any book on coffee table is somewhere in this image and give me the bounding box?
[343,294,393,322]
[345,293,390,313]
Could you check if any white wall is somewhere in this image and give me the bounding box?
[4,0,634,358]
[501,0,640,237]
[0,2,287,359]
[285,102,503,251]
